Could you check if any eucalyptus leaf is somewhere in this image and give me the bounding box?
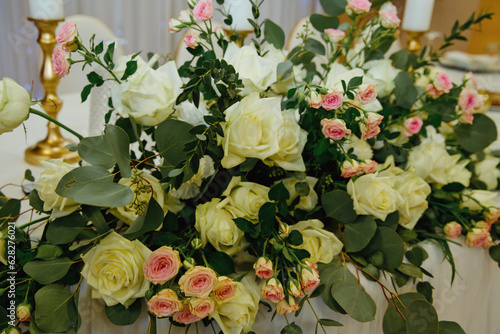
[332,279,376,322]
[310,14,340,31]
[105,299,141,326]
[46,212,88,245]
[24,258,73,284]
[0,198,21,225]
[264,19,285,49]
[105,124,132,178]
[281,323,303,334]
[77,135,115,169]
[206,251,236,276]
[322,190,357,224]
[394,72,418,109]
[382,292,426,334]
[344,215,377,252]
[363,227,404,269]
[319,0,347,16]
[439,321,466,334]
[124,197,164,240]
[406,300,439,334]
[34,284,79,333]
[397,263,423,279]
[455,114,497,153]
[35,245,63,261]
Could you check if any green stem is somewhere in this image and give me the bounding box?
[17,216,51,230]
[149,312,157,334]
[29,108,84,140]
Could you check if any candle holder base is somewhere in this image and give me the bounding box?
[224,29,253,47]
[405,30,426,54]
[25,137,80,166]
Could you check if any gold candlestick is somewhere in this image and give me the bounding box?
[25,18,80,166]
[405,30,426,54]
[224,29,253,47]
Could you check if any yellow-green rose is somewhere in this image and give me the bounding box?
[221,176,269,221]
[0,78,31,135]
[81,231,151,307]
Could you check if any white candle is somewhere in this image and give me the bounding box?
[223,0,254,31]
[29,0,64,20]
[402,0,435,31]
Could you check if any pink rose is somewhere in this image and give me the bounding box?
[184,32,200,49]
[193,0,213,21]
[403,116,423,137]
[426,83,439,98]
[379,10,401,29]
[381,2,398,14]
[322,90,344,110]
[253,257,274,280]
[482,235,493,249]
[299,266,320,293]
[324,29,345,43]
[360,112,383,139]
[52,46,70,78]
[56,21,78,51]
[143,246,181,285]
[346,0,372,15]
[261,277,285,303]
[215,26,225,39]
[485,208,500,225]
[276,298,300,315]
[307,91,323,109]
[321,118,351,140]
[213,276,237,302]
[173,304,203,324]
[189,297,215,318]
[361,160,378,174]
[443,221,462,238]
[178,9,192,23]
[433,72,453,94]
[169,18,182,33]
[147,289,182,318]
[341,160,362,178]
[464,71,478,90]
[179,266,217,298]
[287,279,303,298]
[465,228,489,248]
[459,110,474,125]
[356,84,378,105]
[16,304,31,322]
[459,87,479,112]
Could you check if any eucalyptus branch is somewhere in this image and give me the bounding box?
[29,108,84,140]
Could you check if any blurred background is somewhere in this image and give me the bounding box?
[0,0,499,98]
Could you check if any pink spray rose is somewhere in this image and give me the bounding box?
[307,91,323,109]
[299,266,320,293]
[361,160,378,174]
[465,228,490,248]
[193,0,213,21]
[173,304,203,324]
[143,246,181,285]
[261,277,285,303]
[189,297,215,318]
[287,279,304,298]
[403,116,423,137]
[482,235,493,249]
[459,87,480,112]
[52,46,70,78]
[178,9,192,23]
[426,83,439,98]
[443,221,462,238]
[147,289,183,317]
[253,257,274,280]
[356,84,378,105]
[341,160,362,178]
[56,21,78,51]
[179,266,217,298]
[321,118,351,140]
[321,90,344,110]
[360,112,384,139]
[464,71,478,90]
[346,0,372,15]
[485,208,500,225]
[276,298,300,315]
[381,1,398,14]
[184,32,200,49]
[213,276,237,302]
[379,10,400,29]
[169,18,183,33]
[324,29,345,43]
[433,72,453,94]
[460,110,474,125]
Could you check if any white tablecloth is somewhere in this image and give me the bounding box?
[2,93,500,333]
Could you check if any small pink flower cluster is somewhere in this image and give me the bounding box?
[169,8,194,33]
[379,2,400,29]
[254,258,320,315]
[457,86,485,125]
[324,29,345,43]
[355,84,378,105]
[184,32,200,49]
[307,90,344,111]
[360,112,384,140]
[426,72,453,98]
[465,221,494,249]
[443,221,462,238]
[52,21,79,78]
[403,116,423,137]
[340,159,377,178]
[321,118,351,140]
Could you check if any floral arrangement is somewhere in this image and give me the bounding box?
[0,0,498,333]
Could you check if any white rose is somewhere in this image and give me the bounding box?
[172,100,210,127]
[81,231,151,307]
[0,78,31,134]
[289,219,343,264]
[262,44,307,95]
[223,43,277,95]
[219,93,283,168]
[474,155,500,190]
[460,190,497,211]
[363,59,400,98]
[446,155,471,187]
[195,198,247,255]
[109,170,166,225]
[279,176,318,212]
[34,159,80,218]
[111,57,182,126]
[386,124,409,146]
[170,155,215,200]
[221,176,269,221]
[347,173,404,221]
[266,110,307,171]
[342,134,373,161]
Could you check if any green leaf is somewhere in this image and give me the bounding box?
[124,197,164,240]
[406,300,439,334]
[378,211,399,230]
[319,0,347,16]
[318,318,343,327]
[348,76,363,90]
[439,321,466,334]
[406,246,428,267]
[24,258,73,284]
[264,19,285,49]
[120,60,138,81]
[397,263,423,279]
[35,245,63,261]
[104,42,115,66]
[94,41,104,55]
[81,84,93,103]
[269,182,290,202]
[105,299,141,326]
[489,244,500,265]
[281,323,303,334]
[417,281,434,304]
[317,261,349,314]
[344,215,377,252]
[259,202,276,235]
[105,124,131,178]
[394,72,418,109]
[25,169,35,181]
[363,227,404,269]
[287,230,303,246]
[382,292,426,334]
[77,135,115,169]
[87,71,104,86]
[322,190,357,224]
[206,251,236,276]
[277,60,293,75]
[332,279,376,322]
[455,113,497,153]
[81,205,110,234]
[390,49,409,69]
[310,14,340,31]
[46,212,88,245]
[0,198,21,225]
[56,166,134,207]
[304,38,326,56]
[34,284,79,332]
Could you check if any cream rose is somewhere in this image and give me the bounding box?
[474,155,500,190]
[81,231,152,307]
[170,155,215,200]
[219,93,283,168]
[290,219,343,264]
[221,176,269,221]
[460,190,497,211]
[111,56,182,126]
[262,44,307,95]
[347,173,404,221]
[342,134,373,161]
[34,159,80,218]
[211,281,260,334]
[266,110,307,171]
[363,59,399,98]
[279,176,319,212]
[0,78,31,135]
[223,43,277,95]
[195,198,247,255]
[172,100,210,127]
[109,170,166,225]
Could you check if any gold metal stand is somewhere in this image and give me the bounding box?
[25,18,80,166]
[224,29,253,47]
[405,30,426,54]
